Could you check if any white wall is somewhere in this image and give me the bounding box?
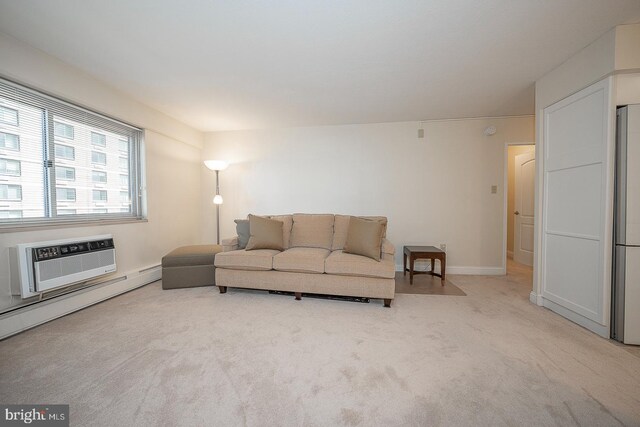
[202,116,534,273]
[0,33,205,314]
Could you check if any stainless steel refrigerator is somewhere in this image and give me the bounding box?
[612,104,640,345]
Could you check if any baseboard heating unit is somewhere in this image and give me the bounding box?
[11,234,117,299]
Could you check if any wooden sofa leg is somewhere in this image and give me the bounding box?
[218,286,227,294]
[295,292,302,301]
[384,299,392,308]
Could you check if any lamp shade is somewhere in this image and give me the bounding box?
[213,194,223,205]
[204,160,228,171]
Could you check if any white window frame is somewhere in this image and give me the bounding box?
[0,184,22,201]
[0,158,21,176]
[55,166,75,181]
[91,150,107,166]
[0,77,145,229]
[0,105,18,126]
[91,131,106,147]
[54,121,74,139]
[0,131,20,150]
[92,189,108,202]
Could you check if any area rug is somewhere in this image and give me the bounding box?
[394,272,466,296]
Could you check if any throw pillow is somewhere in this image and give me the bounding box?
[343,216,385,261]
[234,219,250,249]
[246,214,284,251]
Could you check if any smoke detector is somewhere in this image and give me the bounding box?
[484,125,497,136]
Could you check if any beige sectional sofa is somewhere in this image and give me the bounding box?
[214,214,396,307]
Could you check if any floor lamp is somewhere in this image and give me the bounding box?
[204,160,228,244]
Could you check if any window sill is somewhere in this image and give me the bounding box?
[0,216,148,233]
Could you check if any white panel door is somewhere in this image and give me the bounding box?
[514,152,535,266]
[541,78,614,337]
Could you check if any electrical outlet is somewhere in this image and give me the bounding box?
[440,243,446,251]
[491,185,498,194]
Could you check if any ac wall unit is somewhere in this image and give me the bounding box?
[11,234,117,299]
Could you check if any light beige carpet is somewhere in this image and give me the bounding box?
[394,272,466,296]
[1,262,639,426]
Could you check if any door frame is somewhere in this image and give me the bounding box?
[502,142,535,275]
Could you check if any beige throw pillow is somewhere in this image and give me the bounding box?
[246,214,284,251]
[343,216,385,261]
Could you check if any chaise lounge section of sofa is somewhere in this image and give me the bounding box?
[214,214,396,307]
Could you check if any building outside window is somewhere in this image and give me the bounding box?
[91,132,106,147]
[0,184,22,200]
[56,187,76,201]
[0,210,22,219]
[0,105,18,126]
[55,144,75,160]
[57,209,76,215]
[92,189,107,202]
[0,159,21,176]
[92,170,107,183]
[91,151,107,165]
[54,121,74,139]
[119,157,128,170]
[0,132,20,150]
[55,166,75,181]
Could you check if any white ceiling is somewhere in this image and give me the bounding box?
[1,1,639,132]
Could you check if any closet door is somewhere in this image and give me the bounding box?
[541,78,614,337]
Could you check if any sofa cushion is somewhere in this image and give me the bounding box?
[332,215,387,250]
[273,247,330,274]
[325,250,395,279]
[214,249,279,271]
[269,215,293,249]
[246,214,284,251]
[289,214,334,250]
[344,217,385,261]
[234,219,250,249]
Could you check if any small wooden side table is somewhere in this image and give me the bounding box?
[403,246,446,285]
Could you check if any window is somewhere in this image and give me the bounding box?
[92,170,107,183]
[57,187,76,201]
[0,105,18,126]
[0,77,143,225]
[55,144,75,160]
[54,121,74,139]
[91,151,107,165]
[91,132,106,147]
[0,210,22,219]
[0,184,22,200]
[0,132,20,151]
[93,190,107,202]
[0,159,21,176]
[55,166,75,181]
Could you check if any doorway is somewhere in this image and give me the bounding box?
[504,144,535,273]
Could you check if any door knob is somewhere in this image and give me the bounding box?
[514,211,520,215]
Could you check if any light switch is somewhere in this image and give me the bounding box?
[418,128,424,138]
[491,185,497,194]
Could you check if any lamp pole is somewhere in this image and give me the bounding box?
[204,160,228,246]
[215,170,220,245]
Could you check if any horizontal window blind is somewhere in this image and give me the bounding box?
[0,77,144,226]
